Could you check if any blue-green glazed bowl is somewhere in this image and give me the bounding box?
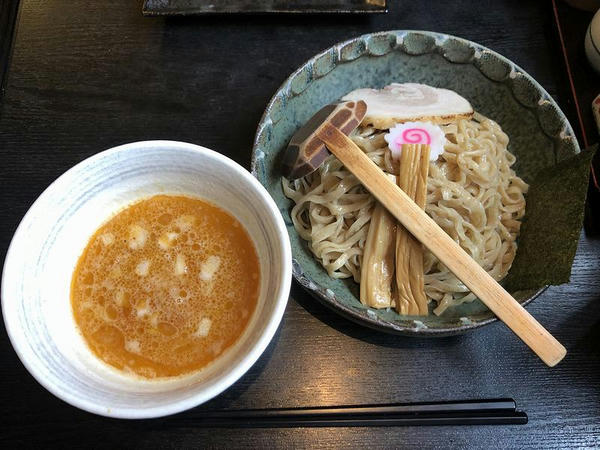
[251,30,579,336]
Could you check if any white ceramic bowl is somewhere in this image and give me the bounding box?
[585,9,600,73]
[1,141,292,419]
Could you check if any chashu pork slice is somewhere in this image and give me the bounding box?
[342,83,473,129]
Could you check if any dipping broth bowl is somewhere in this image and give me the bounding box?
[2,140,292,419]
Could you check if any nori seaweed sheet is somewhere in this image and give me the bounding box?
[504,145,597,291]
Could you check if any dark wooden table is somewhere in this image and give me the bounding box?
[1,1,599,448]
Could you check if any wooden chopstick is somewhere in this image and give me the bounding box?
[195,399,527,428]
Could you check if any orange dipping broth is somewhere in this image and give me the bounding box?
[70,195,260,378]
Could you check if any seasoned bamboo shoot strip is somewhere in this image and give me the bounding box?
[360,199,397,308]
[395,144,430,315]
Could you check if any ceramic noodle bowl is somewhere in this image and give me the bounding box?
[251,30,579,336]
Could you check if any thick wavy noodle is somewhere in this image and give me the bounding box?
[282,113,528,315]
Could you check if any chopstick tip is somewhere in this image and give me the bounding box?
[544,345,567,367]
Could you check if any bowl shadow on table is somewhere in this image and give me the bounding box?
[290,282,465,350]
[161,327,283,423]
[577,317,600,359]
[195,326,283,408]
[557,293,600,370]
[552,232,600,375]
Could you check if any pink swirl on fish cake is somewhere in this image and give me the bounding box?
[398,128,431,146]
[384,121,446,161]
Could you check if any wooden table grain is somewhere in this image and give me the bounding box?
[1,0,599,448]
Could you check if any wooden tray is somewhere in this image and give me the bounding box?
[143,0,387,15]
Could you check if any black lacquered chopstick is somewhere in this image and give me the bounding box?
[197,399,527,427]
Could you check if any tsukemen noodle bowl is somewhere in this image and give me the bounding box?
[251,30,579,336]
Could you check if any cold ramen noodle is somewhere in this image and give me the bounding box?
[283,83,528,316]
[71,195,260,378]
